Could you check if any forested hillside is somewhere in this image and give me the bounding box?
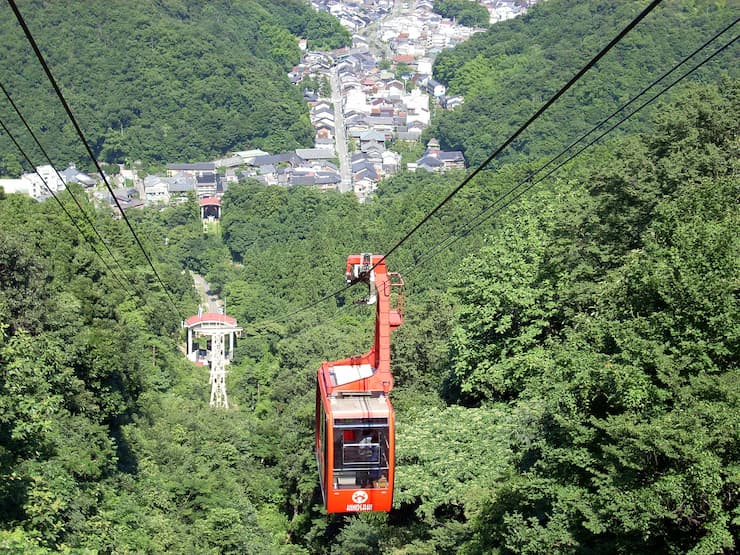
[215,81,740,554]
[2,79,735,553]
[0,0,349,173]
[429,0,738,165]
[433,0,490,28]
[1,0,738,552]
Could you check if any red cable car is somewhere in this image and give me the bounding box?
[316,254,404,513]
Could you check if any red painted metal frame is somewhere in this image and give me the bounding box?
[316,254,404,513]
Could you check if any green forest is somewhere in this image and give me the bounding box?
[429,0,738,165]
[432,0,490,28]
[0,0,349,173]
[1,0,739,553]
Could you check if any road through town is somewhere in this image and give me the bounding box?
[330,0,410,195]
[331,66,352,193]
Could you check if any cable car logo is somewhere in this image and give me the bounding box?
[352,490,369,504]
[346,490,373,512]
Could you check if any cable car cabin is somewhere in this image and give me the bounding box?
[316,254,403,513]
[316,393,394,512]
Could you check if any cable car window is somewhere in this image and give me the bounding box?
[333,417,387,429]
[332,420,390,489]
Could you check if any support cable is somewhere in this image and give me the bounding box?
[261,29,738,333]
[371,0,666,270]
[282,31,738,332]
[260,0,666,324]
[7,0,185,321]
[265,282,358,326]
[409,23,739,272]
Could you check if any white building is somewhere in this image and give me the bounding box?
[0,177,39,199]
[0,165,65,200]
[416,57,433,76]
[404,88,431,125]
[33,165,65,193]
[344,88,371,114]
[144,176,170,205]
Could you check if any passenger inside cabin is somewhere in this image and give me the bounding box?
[359,431,379,462]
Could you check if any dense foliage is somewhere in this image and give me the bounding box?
[448,82,739,554]
[0,189,203,551]
[433,0,490,28]
[0,0,737,552]
[0,0,349,173]
[0,78,736,554]
[429,0,739,165]
[213,82,738,554]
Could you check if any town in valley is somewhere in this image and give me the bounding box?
[0,1,534,210]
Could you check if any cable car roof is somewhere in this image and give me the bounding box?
[329,363,374,386]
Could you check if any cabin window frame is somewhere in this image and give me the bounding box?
[332,417,390,489]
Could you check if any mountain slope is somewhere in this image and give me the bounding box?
[0,0,349,171]
[429,0,739,165]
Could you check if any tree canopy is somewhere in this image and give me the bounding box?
[433,0,490,28]
[428,0,738,166]
[0,0,737,552]
[0,0,349,172]
[0,77,736,555]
